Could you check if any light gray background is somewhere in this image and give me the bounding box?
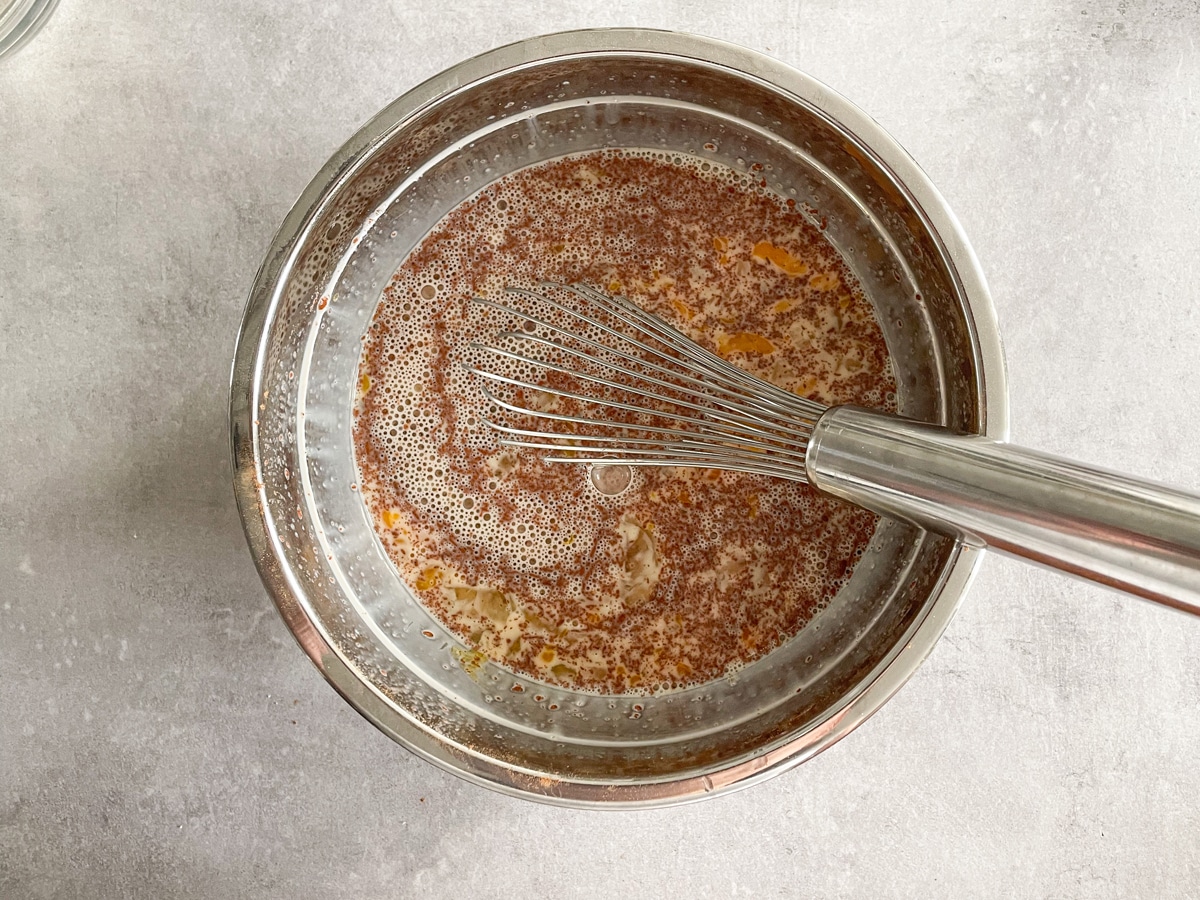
[3,1,1199,897]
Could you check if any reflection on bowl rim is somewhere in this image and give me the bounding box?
[0,0,60,61]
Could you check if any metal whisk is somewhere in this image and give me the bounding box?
[467,283,1200,614]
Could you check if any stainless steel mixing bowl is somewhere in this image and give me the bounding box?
[230,29,1008,807]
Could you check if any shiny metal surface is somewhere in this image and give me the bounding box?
[230,28,1008,806]
[0,0,59,60]
[807,406,1200,614]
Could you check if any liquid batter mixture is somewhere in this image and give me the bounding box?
[353,149,896,694]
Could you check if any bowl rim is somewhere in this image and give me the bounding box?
[229,27,1009,808]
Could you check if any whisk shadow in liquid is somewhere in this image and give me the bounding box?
[465,282,1200,615]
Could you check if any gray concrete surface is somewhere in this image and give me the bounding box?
[3,1,1200,897]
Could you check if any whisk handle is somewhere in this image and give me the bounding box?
[806,406,1200,614]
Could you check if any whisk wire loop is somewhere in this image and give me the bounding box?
[563,283,824,419]
[466,283,823,477]
[468,339,817,443]
[473,292,814,426]
[478,388,811,465]
[471,368,811,459]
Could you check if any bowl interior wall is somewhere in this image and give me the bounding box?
[252,52,980,783]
